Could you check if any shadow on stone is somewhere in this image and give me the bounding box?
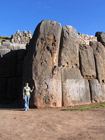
[0,49,26,108]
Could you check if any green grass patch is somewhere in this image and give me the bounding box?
[62,103,105,111]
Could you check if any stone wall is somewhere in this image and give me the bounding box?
[1,20,105,108]
[0,30,32,57]
[11,30,32,44]
[0,31,31,104]
[78,33,97,45]
[23,20,105,108]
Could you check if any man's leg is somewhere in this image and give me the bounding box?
[27,96,30,110]
[24,96,28,111]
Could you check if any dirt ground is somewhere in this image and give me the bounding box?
[0,105,105,140]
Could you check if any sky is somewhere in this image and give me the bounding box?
[0,0,105,37]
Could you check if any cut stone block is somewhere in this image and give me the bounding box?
[79,44,96,79]
[90,41,105,84]
[60,25,79,68]
[89,79,105,102]
[62,67,83,82]
[23,20,62,107]
[62,79,91,106]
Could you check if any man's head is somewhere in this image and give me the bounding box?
[25,82,29,87]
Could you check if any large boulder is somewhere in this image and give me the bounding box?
[79,44,96,79]
[62,79,91,106]
[61,67,90,106]
[62,67,90,106]
[95,32,105,46]
[89,79,105,102]
[0,45,10,57]
[59,25,79,68]
[23,20,62,108]
[90,41,105,84]
[61,67,83,81]
[0,48,10,57]
[1,40,11,47]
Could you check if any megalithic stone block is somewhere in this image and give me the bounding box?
[59,25,79,68]
[95,32,105,46]
[79,44,96,79]
[61,67,83,81]
[62,79,91,106]
[90,41,105,84]
[23,20,62,108]
[89,79,105,102]
[61,67,91,106]
[35,69,62,108]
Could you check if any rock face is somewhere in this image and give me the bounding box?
[0,30,31,58]
[90,41,105,84]
[62,79,91,106]
[61,68,91,106]
[23,20,62,108]
[22,20,105,108]
[1,20,105,108]
[78,33,97,45]
[79,44,96,79]
[59,25,90,106]
[89,80,105,102]
[59,25,79,68]
[61,68,82,80]
[11,30,32,44]
[95,32,105,46]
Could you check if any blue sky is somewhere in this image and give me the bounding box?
[0,0,105,36]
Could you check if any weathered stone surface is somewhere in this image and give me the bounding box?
[62,79,91,106]
[95,32,105,46]
[0,48,10,57]
[79,44,96,79]
[1,40,11,47]
[11,30,32,44]
[78,33,97,45]
[1,20,105,108]
[35,70,62,108]
[89,79,105,102]
[61,67,83,81]
[59,25,79,68]
[90,41,105,84]
[12,44,26,50]
[23,20,62,108]
[0,43,26,54]
[61,68,91,106]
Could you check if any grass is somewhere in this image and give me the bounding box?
[0,36,11,42]
[62,103,105,111]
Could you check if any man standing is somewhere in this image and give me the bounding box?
[23,82,34,111]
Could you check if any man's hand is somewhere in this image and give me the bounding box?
[23,96,25,100]
[32,86,34,89]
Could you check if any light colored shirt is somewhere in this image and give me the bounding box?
[23,86,33,96]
